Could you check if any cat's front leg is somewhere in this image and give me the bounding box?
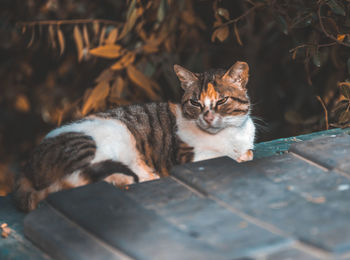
[236,149,253,163]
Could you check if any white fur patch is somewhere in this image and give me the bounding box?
[204,97,211,108]
[46,117,156,182]
[173,105,255,162]
[63,171,88,187]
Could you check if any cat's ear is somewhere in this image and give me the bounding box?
[222,61,249,88]
[174,64,198,90]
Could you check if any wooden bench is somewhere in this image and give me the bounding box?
[1,128,350,259]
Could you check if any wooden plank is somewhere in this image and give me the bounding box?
[24,202,124,260]
[126,177,291,259]
[43,182,223,260]
[263,246,321,260]
[290,133,350,174]
[254,128,349,159]
[0,195,49,260]
[172,154,350,254]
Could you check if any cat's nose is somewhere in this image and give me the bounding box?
[203,111,214,124]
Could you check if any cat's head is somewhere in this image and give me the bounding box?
[174,61,250,134]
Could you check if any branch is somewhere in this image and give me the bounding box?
[317,2,350,48]
[316,96,329,130]
[289,42,337,53]
[17,19,122,27]
[215,2,265,28]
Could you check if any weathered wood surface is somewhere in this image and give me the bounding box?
[1,128,350,260]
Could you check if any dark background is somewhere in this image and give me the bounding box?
[1,0,350,195]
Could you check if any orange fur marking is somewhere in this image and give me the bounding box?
[200,83,218,103]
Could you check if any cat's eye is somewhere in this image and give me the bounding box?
[216,97,229,106]
[189,99,202,107]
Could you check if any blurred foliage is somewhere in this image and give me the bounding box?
[1,0,350,194]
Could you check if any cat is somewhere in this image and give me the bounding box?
[14,61,255,212]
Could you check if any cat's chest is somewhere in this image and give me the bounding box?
[176,117,255,162]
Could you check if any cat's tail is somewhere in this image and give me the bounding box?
[13,175,45,212]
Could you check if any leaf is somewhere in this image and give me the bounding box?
[217,8,230,20]
[339,110,350,124]
[15,94,30,113]
[157,0,168,22]
[182,10,196,25]
[48,25,56,49]
[234,23,243,46]
[93,21,100,36]
[126,0,137,19]
[143,42,159,53]
[119,7,141,39]
[83,25,90,49]
[339,82,350,99]
[312,52,321,67]
[89,44,123,59]
[326,0,346,16]
[57,27,65,55]
[127,65,159,99]
[95,69,114,83]
[109,76,125,102]
[105,28,118,45]
[337,34,346,42]
[27,27,35,48]
[276,15,288,35]
[99,26,106,46]
[73,26,84,62]
[211,26,229,42]
[110,51,135,70]
[82,81,110,115]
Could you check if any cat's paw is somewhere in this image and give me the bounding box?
[104,173,135,187]
[236,149,253,163]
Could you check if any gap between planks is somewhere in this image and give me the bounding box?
[290,151,350,180]
[171,175,331,259]
[289,151,329,172]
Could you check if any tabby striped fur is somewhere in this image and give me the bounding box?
[14,61,255,212]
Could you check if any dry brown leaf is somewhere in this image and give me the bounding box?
[136,20,147,41]
[48,25,56,49]
[82,81,110,115]
[143,43,158,53]
[99,26,106,46]
[182,10,196,25]
[234,23,243,46]
[109,76,125,101]
[15,95,30,112]
[337,34,346,42]
[119,8,141,39]
[27,27,35,48]
[212,25,229,42]
[105,28,119,45]
[217,8,230,20]
[110,51,135,70]
[57,27,65,55]
[95,69,115,83]
[93,21,100,36]
[127,65,159,99]
[89,44,124,59]
[83,25,90,49]
[73,26,84,62]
